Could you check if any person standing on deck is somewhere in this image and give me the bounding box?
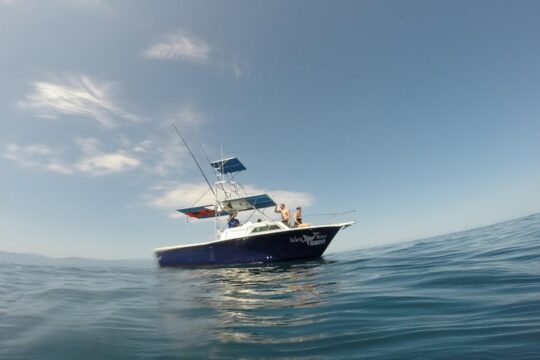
[275,203,291,227]
[294,207,302,227]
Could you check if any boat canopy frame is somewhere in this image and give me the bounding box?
[177,154,277,237]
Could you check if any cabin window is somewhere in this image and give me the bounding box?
[251,224,280,234]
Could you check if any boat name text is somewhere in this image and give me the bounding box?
[290,232,327,246]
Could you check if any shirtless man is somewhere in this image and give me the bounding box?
[274,203,291,227]
[294,206,302,227]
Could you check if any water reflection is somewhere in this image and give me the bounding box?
[156,259,338,347]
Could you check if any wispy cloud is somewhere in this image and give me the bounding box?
[2,0,112,11]
[244,185,315,209]
[71,0,110,10]
[232,64,243,79]
[45,162,74,175]
[76,153,140,175]
[144,105,206,177]
[144,31,210,63]
[172,105,205,126]
[3,138,141,176]
[151,137,188,177]
[144,30,243,77]
[74,137,141,175]
[149,182,213,210]
[257,189,315,209]
[3,143,61,169]
[18,74,140,128]
[2,114,202,178]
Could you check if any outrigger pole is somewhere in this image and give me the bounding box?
[172,124,216,198]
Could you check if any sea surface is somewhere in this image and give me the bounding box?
[1,214,540,359]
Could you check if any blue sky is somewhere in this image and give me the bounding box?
[1,0,539,259]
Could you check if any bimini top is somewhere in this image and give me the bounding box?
[221,194,276,212]
[178,194,276,219]
[210,157,246,174]
[178,204,223,219]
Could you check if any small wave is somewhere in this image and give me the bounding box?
[1,213,540,359]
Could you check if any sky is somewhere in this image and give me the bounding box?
[1,0,540,259]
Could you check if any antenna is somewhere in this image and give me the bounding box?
[172,124,216,198]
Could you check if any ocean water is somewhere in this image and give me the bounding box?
[1,214,540,359]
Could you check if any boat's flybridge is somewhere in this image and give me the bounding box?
[177,157,282,233]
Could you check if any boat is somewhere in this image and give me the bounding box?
[155,130,353,267]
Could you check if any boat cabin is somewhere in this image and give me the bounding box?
[219,220,289,240]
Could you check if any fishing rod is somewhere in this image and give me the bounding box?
[199,142,213,168]
[199,142,221,179]
[172,124,216,198]
[304,209,356,217]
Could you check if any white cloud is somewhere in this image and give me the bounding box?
[148,182,315,219]
[120,137,182,176]
[19,144,53,156]
[144,30,243,77]
[3,138,141,176]
[76,152,140,175]
[149,182,214,210]
[144,31,210,63]
[261,189,315,209]
[75,137,101,154]
[243,185,315,209]
[46,162,74,175]
[232,64,242,79]
[1,0,110,9]
[19,74,140,128]
[3,143,61,169]
[2,134,193,178]
[152,138,189,177]
[73,137,141,175]
[147,107,205,177]
[6,94,208,180]
[132,139,152,153]
[172,105,205,126]
[71,0,109,10]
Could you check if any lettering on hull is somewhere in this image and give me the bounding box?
[290,231,328,246]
